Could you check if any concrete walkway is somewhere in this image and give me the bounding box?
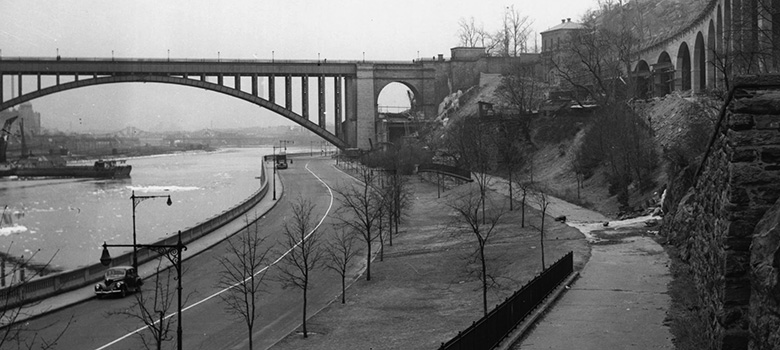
[487,176,674,349]
[14,171,284,324]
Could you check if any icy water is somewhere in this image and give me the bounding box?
[0,147,281,271]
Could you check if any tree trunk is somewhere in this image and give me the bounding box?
[509,171,514,211]
[366,239,372,281]
[540,205,546,269]
[379,214,384,262]
[341,274,346,303]
[521,194,526,228]
[303,282,308,338]
[480,247,488,316]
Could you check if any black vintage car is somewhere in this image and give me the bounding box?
[94,266,143,298]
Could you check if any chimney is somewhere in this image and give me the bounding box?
[561,19,565,23]
[438,53,444,61]
[567,18,571,22]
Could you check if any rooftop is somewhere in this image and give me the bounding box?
[540,18,585,34]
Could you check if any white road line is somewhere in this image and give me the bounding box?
[95,161,334,350]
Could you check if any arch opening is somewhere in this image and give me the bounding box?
[376,82,417,146]
[707,20,717,89]
[655,52,674,96]
[634,60,651,99]
[677,42,692,91]
[694,32,706,92]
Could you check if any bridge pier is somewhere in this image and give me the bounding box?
[318,76,326,129]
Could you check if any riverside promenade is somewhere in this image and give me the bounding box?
[487,178,674,349]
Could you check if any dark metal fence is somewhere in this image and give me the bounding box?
[438,251,574,350]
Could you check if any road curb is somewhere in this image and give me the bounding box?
[495,271,581,350]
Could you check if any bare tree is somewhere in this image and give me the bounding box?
[275,196,323,339]
[111,260,175,350]
[324,229,360,304]
[495,63,546,114]
[550,3,639,106]
[0,246,72,350]
[442,115,498,224]
[447,186,506,316]
[216,216,272,350]
[531,189,551,269]
[500,5,534,56]
[333,165,386,281]
[457,17,481,47]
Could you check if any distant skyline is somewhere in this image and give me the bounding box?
[1,0,599,132]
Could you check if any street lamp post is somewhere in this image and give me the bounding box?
[272,146,279,200]
[131,191,172,271]
[100,230,187,350]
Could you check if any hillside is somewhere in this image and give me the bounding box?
[444,75,720,218]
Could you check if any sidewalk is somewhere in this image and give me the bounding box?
[14,172,283,324]
[487,176,674,349]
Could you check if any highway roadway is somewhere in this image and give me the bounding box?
[22,158,356,350]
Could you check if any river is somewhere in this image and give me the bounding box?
[0,147,290,271]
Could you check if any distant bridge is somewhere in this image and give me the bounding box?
[0,57,438,150]
[633,0,779,96]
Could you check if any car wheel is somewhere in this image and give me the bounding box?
[120,286,127,298]
[96,294,103,300]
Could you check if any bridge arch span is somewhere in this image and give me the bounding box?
[707,20,718,89]
[634,60,651,99]
[677,42,692,91]
[694,32,707,92]
[0,75,349,149]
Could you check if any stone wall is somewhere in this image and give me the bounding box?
[665,77,780,350]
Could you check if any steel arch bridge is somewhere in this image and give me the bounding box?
[0,58,437,150]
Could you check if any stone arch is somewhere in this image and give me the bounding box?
[694,32,707,92]
[707,20,717,89]
[656,51,674,96]
[374,80,419,113]
[0,75,349,149]
[677,42,692,91]
[634,60,651,99]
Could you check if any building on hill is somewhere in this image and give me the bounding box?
[540,18,585,54]
[540,18,586,86]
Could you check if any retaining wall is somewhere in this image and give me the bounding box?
[666,75,780,350]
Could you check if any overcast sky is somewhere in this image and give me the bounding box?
[1,0,598,132]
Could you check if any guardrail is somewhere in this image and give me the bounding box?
[0,161,268,311]
[438,252,574,350]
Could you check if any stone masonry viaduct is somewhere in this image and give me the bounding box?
[633,0,780,96]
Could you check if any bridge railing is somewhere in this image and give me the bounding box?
[438,252,574,350]
[0,56,425,66]
[0,161,269,312]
